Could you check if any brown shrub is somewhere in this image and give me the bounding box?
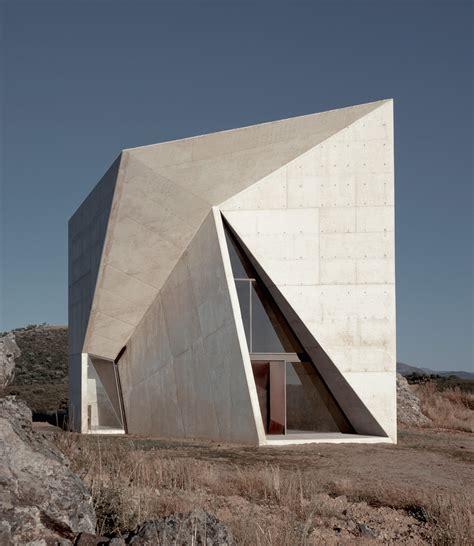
[415,382,474,432]
[327,476,473,544]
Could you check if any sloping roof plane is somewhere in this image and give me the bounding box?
[82,99,391,360]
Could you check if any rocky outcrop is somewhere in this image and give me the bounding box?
[397,373,432,427]
[126,510,232,545]
[75,510,233,545]
[0,334,21,389]
[0,396,96,545]
[3,325,68,416]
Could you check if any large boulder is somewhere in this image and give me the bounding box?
[75,509,234,545]
[0,396,96,545]
[397,373,432,427]
[0,334,21,389]
[126,510,232,545]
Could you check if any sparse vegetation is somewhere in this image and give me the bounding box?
[5,383,68,414]
[406,372,474,394]
[414,381,474,433]
[3,325,473,543]
[54,432,474,545]
[3,325,68,414]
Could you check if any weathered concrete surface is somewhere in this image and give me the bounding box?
[0,334,20,389]
[69,157,121,431]
[69,100,396,443]
[0,396,96,544]
[221,101,396,440]
[71,100,388,363]
[119,209,263,444]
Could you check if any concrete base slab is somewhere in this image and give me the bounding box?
[265,431,392,446]
[87,426,125,435]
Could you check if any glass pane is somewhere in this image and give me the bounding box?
[87,360,123,431]
[225,229,251,279]
[235,280,251,350]
[224,221,301,354]
[286,362,350,432]
[251,282,297,353]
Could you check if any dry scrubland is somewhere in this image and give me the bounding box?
[6,326,473,544]
[415,383,473,433]
[54,426,473,545]
[3,325,68,414]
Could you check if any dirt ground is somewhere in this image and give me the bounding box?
[113,427,473,487]
[51,426,473,545]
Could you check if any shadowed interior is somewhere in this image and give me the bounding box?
[224,220,353,434]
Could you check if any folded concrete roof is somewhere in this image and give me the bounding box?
[74,99,390,360]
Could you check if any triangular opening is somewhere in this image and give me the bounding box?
[225,224,302,354]
[223,219,354,435]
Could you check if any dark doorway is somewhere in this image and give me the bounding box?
[251,360,285,434]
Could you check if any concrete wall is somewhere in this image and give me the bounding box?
[221,101,396,440]
[81,101,387,361]
[82,153,206,360]
[118,209,264,444]
[68,100,396,441]
[68,157,121,431]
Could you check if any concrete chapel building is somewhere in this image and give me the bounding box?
[68,99,396,446]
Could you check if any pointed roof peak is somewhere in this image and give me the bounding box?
[123,99,391,154]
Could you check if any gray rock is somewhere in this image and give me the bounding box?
[0,334,20,389]
[126,509,232,545]
[75,532,99,545]
[0,396,96,544]
[75,531,113,545]
[108,538,126,546]
[356,522,379,538]
[397,373,432,427]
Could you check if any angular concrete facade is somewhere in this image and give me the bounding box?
[69,100,396,445]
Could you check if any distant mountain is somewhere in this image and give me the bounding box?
[397,361,474,380]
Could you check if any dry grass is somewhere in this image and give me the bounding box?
[57,435,323,541]
[55,433,473,545]
[327,477,473,545]
[415,382,474,432]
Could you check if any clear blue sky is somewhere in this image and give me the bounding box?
[1,1,472,372]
